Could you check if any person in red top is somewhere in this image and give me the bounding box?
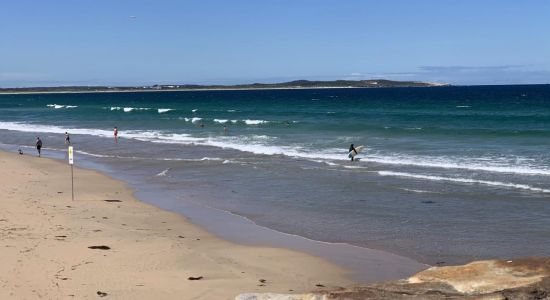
[114,126,118,143]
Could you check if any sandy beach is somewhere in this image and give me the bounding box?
[0,151,354,299]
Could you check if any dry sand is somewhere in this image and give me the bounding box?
[0,151,353,299]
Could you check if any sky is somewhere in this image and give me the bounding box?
[1,0,550,87]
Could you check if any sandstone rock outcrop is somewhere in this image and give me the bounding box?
[236,257,550,299]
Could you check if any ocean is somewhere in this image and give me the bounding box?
[1,85,549,276]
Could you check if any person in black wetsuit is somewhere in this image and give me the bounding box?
[36,137,43,157]
[349,144,357,161]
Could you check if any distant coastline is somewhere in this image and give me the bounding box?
[0,79,449,94]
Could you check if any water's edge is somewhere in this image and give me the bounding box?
[81,153,428,283]
[0,146,427,282]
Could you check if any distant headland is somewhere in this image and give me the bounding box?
[0,79,449,94]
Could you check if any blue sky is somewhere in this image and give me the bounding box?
[1,0,549,87]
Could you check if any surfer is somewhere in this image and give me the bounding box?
[65,132,71,145]
[349,144,357,161]
[36,137,43,157]
[114,126,118,143]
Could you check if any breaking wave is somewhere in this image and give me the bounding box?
[47,104,78,109]
[1,121,549,177]
[378,171,550,193]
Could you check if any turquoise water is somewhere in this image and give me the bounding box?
[1,85,549,267]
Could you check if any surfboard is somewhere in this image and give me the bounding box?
[348,145,364,158]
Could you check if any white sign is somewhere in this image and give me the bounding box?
[68,146,74,165]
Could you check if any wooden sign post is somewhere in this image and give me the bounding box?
[68,146,74,201]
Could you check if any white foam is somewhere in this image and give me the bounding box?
[367,154,550,176]
[214,119,238,124]
[47,104,77,109]
[456,105,471,108]
[222,160,240,164]
[244,119,268,125]
[124,130,203,144]
[2,121,548,178]
[343,165,368,169]
[75,150,116,158]
[110,107,121,110]
[180,117,202,123]
[0,121,113,137]
[378,171,550,193]
[200,157,223,161]
[123,107,150,112]
[227,110,236,112]
[399,188,435,194]
[201,138,343,160]
[192,109,198,112]
[158,108,173,113]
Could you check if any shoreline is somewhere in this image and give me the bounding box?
[0,150,355,299]
[0,143,427,283]
[12,141,429,281]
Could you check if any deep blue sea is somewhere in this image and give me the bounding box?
[1,85,549,272]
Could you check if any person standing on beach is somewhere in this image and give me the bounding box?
[114,126,118,143]
[36,137,43,157]
[65,132,71,145]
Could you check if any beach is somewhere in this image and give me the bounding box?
[0,151,354,299]
[1,85,549,299]
[0,86,549,271]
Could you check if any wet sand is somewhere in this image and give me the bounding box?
[0,151,354,299]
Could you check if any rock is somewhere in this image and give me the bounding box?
[408,257,550,294]
[235,293,323,300]
[236,257,550,299]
